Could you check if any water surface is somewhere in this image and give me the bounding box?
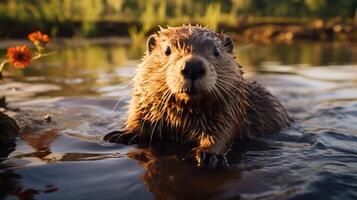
[0,39,357,200]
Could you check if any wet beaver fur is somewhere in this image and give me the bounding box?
[104,25,291,168]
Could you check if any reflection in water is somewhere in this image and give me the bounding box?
[0,128,59,199]
[126,140,279,200]
[237,41,357,68]
[2,40,356,97]
[3,41,138,97]
[20,129,60,163]
[0,167,58,200]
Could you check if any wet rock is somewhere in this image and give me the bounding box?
[43,113,52,123]
[0,96,7,108]
[0,111,19,150]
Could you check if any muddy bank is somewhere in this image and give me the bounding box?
[229,19,357,43]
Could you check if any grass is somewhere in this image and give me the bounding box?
[201,3,221,31]
[0,0,355,40]
[128,26,146,50]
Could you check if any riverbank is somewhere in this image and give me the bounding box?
[1,18,356,43]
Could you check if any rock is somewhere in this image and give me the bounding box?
[0,111,19,149]
[0,96,6,108]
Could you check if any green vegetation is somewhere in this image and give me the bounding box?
[0,0,356,38]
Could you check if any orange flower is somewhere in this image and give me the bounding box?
[6,45,32,68]
[28,31,50,43]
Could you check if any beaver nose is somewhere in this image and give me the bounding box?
[181,59,206,82]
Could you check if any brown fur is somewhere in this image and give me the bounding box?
[106,25,291,167]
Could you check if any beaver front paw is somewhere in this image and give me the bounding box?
[103,130,138,145]
[195,150,229,169]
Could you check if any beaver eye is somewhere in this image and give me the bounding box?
[213,47,220,57]
[165,46,171,56]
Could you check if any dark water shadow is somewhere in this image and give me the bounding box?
[125,138,278,200]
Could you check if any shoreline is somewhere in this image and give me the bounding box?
[0,19,356,43]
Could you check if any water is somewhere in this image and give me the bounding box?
[1,39,357,200]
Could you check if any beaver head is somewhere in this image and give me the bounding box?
[128,25,249,145]
[135,25,244,108]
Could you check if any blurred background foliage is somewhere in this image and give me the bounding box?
[0,0,356,38]
[0,0,356,98]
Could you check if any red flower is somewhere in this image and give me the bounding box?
[6,45,32,68]
[28,31,50,43]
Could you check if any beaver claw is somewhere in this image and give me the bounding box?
[195,150,229,169]
[103,130,138,145]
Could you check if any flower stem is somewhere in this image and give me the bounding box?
[33,51,57,60]
[0,60,9,73]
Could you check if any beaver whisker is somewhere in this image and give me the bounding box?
[155,89,171,116]
[216,83,246,104]
[215,74,261,97]
[139,84,170,127]
[215,80,239,97]
[213,85,231,112]
[236,43,255,52]
[216,81,261,129]
[214,91,231,115]
[112,96,124,112]
[210,87,222,103]
[215,78,247,94]
[154,90,170,141]
[149,89,172,145]
[214,82,245,122]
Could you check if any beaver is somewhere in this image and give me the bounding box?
[104,25,291,168]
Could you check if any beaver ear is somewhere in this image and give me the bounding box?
[224,35,234,53]
[147,35,157,54]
